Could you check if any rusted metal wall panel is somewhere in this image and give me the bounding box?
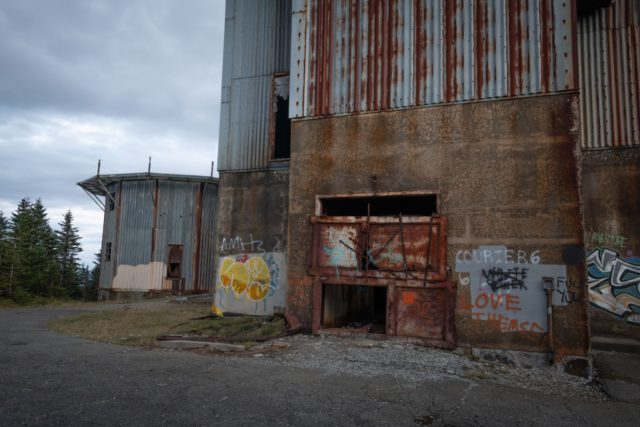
[299,0,577,117]
[98,178,218,293]
[579,0,640,149]
[310,216,448,282]
[395,287,445,339]
[291,0,309,117]
[218,0,292,171]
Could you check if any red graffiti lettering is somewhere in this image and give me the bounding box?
[505,294,521,312]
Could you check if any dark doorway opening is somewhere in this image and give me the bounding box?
[320,194,437,216]
[272,74,290,160]
[321,284,387,334]
[273,96,290,159]
[167,245,183,279]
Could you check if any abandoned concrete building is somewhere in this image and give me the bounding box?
[215,0,639,371]
[79,172,218,299]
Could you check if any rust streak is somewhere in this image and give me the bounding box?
[474,0,484,99]
[540,0,550,93]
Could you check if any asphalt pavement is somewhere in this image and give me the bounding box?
[1,307,639,426]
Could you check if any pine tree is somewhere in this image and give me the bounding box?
[29,199,58,297]
[8,199,59,300]
[0,211,9,296]
[8,198,34,299]
[87,250,101,300]
[55,210,82,297]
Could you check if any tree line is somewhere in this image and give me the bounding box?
[0,198,99,304]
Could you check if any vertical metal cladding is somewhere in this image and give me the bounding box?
[155,182,197,290]
[295,0,577,117]
[117,181,155,267]
[98,183,117,290]
[94,176,219,293]
[579,0,640,149]
[218,0,292,171]
[197,183,219,292]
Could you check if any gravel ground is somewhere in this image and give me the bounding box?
[249,334,606,402]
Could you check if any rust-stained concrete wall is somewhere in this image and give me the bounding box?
[582,148,640,339]
[215,169,289,315]
[288,94,589,360]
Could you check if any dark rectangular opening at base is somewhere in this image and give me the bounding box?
[321,284,387,334]
[321,194,437,216]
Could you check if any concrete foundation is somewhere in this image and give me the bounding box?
[288,94,590,361]
[582,147,640,339]
[214,169,290,315]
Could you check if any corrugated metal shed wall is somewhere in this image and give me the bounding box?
[290,0,578,118]
[99,183,118,289]
[99,179,218,292]
[117,181,155,266]
[197,183,219,291]
[218,0,292,171]
[155,181,197,289]
[579,0,640,149]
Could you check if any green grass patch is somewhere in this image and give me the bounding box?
[48,303,286,348]
[168,315,286,342]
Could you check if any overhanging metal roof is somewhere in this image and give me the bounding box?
[78,173,219,197]
[77,172,219,211]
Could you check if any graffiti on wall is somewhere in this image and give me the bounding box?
[585,230,629,252]
[218,255,279,302]
[587,248,640,325]
[216,234,286,315]
[456,246,570,333]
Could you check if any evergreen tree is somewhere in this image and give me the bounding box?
[55,210,82,297]
[87,250,101,300]
[0,211,9,296]
[8,199,59,299]
[9,198,34,299]
[28,199,58,296]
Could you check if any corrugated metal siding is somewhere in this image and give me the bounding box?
[579,0,640,149]
[155,182,197,290]
[291,0,577,118]
[197,183,219,291]
[99,183,118,289]
[99,179,218,292]
[218,0,292,171]
[116,181,154,266]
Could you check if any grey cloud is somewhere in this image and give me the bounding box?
[0,0,224,134]
[0,0,225,263]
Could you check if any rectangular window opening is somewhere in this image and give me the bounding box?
[271,74,290,160]
[321,284,387,334]
[321,194,437,216]
[167,244,183,279]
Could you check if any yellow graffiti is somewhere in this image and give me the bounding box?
[218,256,271,302]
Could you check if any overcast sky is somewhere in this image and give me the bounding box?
[0,0,225,265]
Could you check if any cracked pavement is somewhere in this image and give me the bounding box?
[1,307,639,426]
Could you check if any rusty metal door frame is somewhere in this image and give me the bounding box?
[309,210,455,347]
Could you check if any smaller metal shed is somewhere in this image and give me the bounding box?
[78,172,219,298]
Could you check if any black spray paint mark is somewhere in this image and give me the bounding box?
[481,267,528,292]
